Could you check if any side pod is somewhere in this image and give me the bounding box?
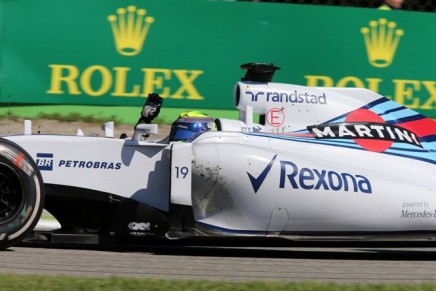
[166,143,195,239]
[0,138,45,249]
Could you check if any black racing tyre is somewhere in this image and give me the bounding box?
[0,138,44,249]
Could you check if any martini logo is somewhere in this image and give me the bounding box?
[108,6,155,56]
[307,109,422,152]
[361,18,404,68]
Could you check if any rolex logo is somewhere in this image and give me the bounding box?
[107,6,155,56]
[361,18,404,68]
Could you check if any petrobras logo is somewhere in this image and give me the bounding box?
[58,160,122,170]
[245,89,327,105]
[36,153,54,171]
[36,153,122,170]
[247,155,372,194]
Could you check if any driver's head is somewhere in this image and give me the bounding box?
[169,111,216,141]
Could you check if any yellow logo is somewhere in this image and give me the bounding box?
[107,6,155,56]
[361,18,404,68]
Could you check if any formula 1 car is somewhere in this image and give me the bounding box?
[0,63,435,249]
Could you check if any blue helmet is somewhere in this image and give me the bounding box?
[169,111,216,141]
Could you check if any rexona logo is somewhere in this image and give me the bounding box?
[360,18,404,68]
[247,154,372,194]
[307,109,422,152]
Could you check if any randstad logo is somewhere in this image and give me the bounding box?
[107,6,155,56]
[361,18,404,68]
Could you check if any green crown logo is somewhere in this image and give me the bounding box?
[361,18,404,68]
[108,5,155,56]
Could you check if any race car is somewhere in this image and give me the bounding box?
[0,63,435,249]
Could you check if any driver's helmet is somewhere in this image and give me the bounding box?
[169,111,216,141]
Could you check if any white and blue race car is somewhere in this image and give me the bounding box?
[0,63,435,249]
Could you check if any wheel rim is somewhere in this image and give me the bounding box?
[0,164,24,224]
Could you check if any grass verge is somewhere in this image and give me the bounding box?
[0,275,435,291]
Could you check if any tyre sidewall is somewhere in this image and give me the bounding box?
[0,139,44,249]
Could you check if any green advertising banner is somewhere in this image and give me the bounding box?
[0,0,435,118]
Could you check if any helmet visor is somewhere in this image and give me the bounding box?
[169,119,215,141]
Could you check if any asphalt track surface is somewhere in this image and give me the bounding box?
[3,242,436,284]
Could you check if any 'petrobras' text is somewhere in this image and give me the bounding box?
[279,161,372,194]
[246,90,327,105]
[58,160,122,170]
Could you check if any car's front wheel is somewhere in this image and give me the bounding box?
[0,139,44,249]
